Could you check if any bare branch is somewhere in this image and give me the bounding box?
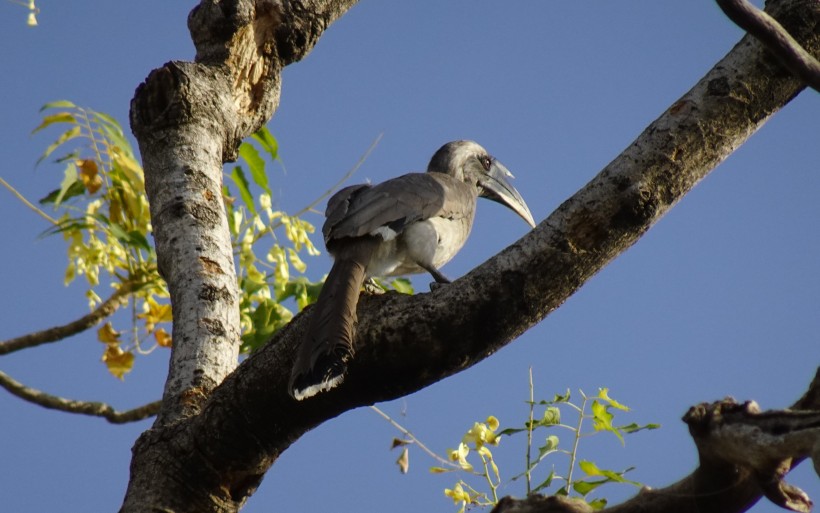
[0,286,130,355]
[717,0,820,91]
[0,369,159,423]
[683,398,820,512]
[290,133,383,219]
[369,405,458,470]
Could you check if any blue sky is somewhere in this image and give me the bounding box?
[1,1,817,512]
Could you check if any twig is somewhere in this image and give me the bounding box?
[565,392,587,494]
[292,133,383,219]
[525,367,534,494]
[369,404,458,469]
[0,176,58,225]
[0,286,130,355]
[0,369,159,423]
[255,133,383,240]
[716,0,820,92]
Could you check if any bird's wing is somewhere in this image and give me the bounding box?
[324,173,457,243]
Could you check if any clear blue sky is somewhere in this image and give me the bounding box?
[1,1,817,512]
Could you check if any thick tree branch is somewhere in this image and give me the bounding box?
[120,1,820,511]
[0,369,159,424]
[0,286,129,355]
[717,0,820,91]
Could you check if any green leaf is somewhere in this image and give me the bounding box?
[277,277,323,306]
[497,426,528,437]
[229,166,256,215]
[37,125,82,166]
[39,218,94,239]
[95,112,134,157]
[240,298,293,352]
[619,422,661,434]
[239,142,270,196]
[591,401,617,434]
[93,111,124,134]
[54,151,80,164]
[39,181,85,205]
[108,222,130,242]
[588,498,608,511]
[598,388,629,411]
[579,461,642,487]
[31,112,77,134]
[126,230,153,252]
[540,406,561,426]
[553,389,571,403]
[572,479,607,496]
[105,223,152,252]
[598,468,641,487]
[53,163,79,207]
[532,469,555,493]
[536,435,559,461]
[251,126,278,161]
[39,100,77,112]
[579,460,602,476]
[388,278,413,294]
[239,275,268,297]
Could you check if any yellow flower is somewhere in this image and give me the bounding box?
[447,443,473,472]
[138,296,172,332]
[444,483,471,504]
[463,416,501,449]
[97,322,121,344]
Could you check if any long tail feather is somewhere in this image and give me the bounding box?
[289,239,377,400]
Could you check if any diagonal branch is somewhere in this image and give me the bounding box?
[0,369,159,424]
[0,286,130,355]
[717,0,820,91]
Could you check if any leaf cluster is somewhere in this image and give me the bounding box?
[386,383,659,513]
[30,101,166,378]
[17,104,321,376]
[225,128,326,352]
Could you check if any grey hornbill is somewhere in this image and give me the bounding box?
[289,140,536,400]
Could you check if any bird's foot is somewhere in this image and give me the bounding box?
[428,281,451,292]
[363,278,386,295]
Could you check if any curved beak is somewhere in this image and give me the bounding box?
[479,159,536,228]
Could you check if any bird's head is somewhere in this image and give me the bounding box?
[428,140,536,228]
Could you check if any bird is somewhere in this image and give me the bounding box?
[289,140,536,400]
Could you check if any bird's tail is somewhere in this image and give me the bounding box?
[289,239,377,400]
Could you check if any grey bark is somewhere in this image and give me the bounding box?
[123,0,819,511]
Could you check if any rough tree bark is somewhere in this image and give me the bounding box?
[124,0,819,512]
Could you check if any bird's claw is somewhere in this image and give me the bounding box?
[363,278,386,295]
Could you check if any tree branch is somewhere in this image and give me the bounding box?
[490,368,820,513]
[716,0,820,91]
[119,1,820,511]
[0,286,129,355]
[0,369,159,424]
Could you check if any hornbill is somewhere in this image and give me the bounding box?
[289,140,536,400]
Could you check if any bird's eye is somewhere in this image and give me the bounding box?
[480,155,492,171]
